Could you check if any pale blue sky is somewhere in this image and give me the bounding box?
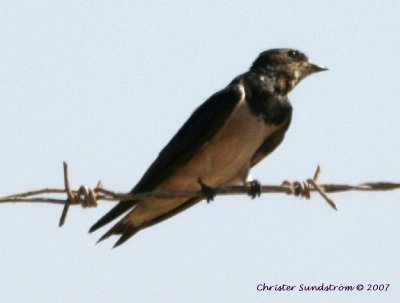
[1,1,399,302]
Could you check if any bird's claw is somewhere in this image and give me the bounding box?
[198,178,216,203]
[247,180,261,199]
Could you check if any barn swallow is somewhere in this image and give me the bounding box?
[89,48,327,247]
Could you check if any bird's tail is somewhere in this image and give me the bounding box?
[89,200,137,233]
[96,217,139,248]
[93,197,203,248]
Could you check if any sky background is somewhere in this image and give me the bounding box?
[1,1,399,302]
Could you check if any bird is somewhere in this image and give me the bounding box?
[89,48,327,247]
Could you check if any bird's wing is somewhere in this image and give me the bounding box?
[134,83,244,193]
[250,108,292,167]
[89,83,244,234]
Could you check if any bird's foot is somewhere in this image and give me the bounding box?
[246,180,261,199]
[198,178,216,203]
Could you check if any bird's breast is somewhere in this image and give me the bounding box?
[159,96,281,191]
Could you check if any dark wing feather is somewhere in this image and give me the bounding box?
[89,201,137,233]
[89,83,243,233]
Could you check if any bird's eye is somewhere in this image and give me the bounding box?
[288,50,300,58]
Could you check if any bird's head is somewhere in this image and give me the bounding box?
[251,48,327,92]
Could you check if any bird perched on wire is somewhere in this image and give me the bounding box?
[89,48,327,247]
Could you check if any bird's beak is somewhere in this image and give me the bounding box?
[309,63,328,73]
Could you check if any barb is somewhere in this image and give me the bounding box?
[0,162,399,226]
[59,162,74,226]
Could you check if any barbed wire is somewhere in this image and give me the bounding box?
[1,162,399,227]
